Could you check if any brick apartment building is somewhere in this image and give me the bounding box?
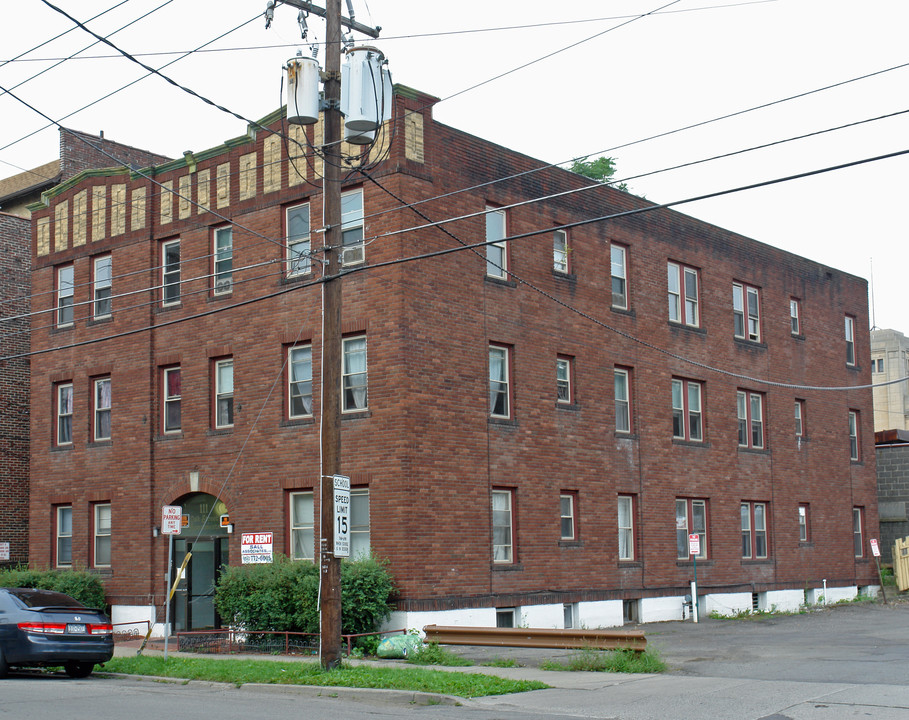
[0,129,168,569]
[26,86,878,632]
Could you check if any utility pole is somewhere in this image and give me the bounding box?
[268,0,382,672]
[319,0,343,671]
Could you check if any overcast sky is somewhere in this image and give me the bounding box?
[2,0,907,337]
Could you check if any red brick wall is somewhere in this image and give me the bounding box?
[0,212,30,567]
[28,91,878,611]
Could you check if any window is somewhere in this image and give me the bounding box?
[341,336,368,412]
[214,358,234,428]
[872,358,884,373]
[93,377,112,441]
[676,498,707,559]
[798,504,810,543]
[341,189,364,266]
[286,202,311,276]
[733,283,761,341]
[492,489,514,563]
[556,356,572,404]
[162,239,181,305]
[848,410,860,461]
[553,229,568,273]
[213,226,233,294]
[57,265,74,327]
[563,603,577,629]
[496,608,516,628]
[853,507,864,558]
[290,491,314,560]
[350,488,371,558]
[559,493,576,540]
[93,255,112,318]
[288,345,313,418]
[94,503,111,568]
[488,344,511,418]
[615,367,631,433]
[790,298,801,335]
[56,506,73,567]
[672,378,703,442]
[163,366,182,433]
[611,244,627,309]
[618,495,634,561]
[741,502,768,559]
[56,382,73,445]
[485,207,507,279]
[794,400,805,437]
[845,315,855,366]
[736,390,764,449]
[668,262,699,327]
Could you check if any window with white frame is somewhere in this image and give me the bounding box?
[618,495,634,561]
[611,244,628,309]
[214,358,234,428]
[162,239,181,305]
[845,315,855,366]
[736,390,764,449]
[668,262,699,327]
[790,298,801,335]
[794,399,805,437]
[848,410,860,461]
[676,498,707,559]
[615,367,631,433]
[290,491,314,561]
[556,356,572,404]
[553,229,568,273]
[340,189,364,266]
[853,506,864,557]
[57,265,74,327]
[163,366,181,433]
[342,336,368,412]
[559,493,576,540]
[741,501,768,559]
[56,505,72,567]
[289,345,313,418]
[56,382,73,445]
[286,202,311,276]
[485,207,507,279]
[492,489,514,563]
[733,283,761,341]
[94,503,111,567]
[489,344,511,418]
[93,255,112,318]
[213,227,233,294]
[563,603,577,629]
[350,488,371,558]
[93,377,111,441]
[496,608,516,628]
[672,378,703,442]
[798,504,809,542]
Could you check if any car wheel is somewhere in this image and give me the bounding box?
[64,661,94,678]
[0,647,8,678]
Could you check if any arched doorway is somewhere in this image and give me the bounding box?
[170,493,229,631]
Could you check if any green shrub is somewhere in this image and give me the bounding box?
[0,568,107,609]
[214,554,394,637]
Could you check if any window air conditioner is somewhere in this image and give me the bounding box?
[215,278,233,294]
[341,245,364,266]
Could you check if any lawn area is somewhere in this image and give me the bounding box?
[102,655,548,698]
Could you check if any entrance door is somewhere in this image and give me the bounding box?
[169,493,230,631]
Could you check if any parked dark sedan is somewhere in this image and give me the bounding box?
[0,588,114,678]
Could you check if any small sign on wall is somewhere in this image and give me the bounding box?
[241,532,274,564]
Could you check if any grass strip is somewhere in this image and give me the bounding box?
[102,655,547,697]
[540,648,667,673]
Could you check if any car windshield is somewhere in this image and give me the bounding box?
[7,589,86,609]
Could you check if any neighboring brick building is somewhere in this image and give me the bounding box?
[26,86,878,632]
[0,128,169,569]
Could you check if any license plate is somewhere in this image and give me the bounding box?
[66,623,86,634]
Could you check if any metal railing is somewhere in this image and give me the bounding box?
[422,624,647,652]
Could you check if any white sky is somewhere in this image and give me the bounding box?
[1,0,906,335]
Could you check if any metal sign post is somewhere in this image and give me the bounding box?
[689,533,700,623]
[870,538,888,604]
[161,505,182,660]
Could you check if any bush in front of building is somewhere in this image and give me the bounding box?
[214,554,395,639]
[0,568,107,609]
